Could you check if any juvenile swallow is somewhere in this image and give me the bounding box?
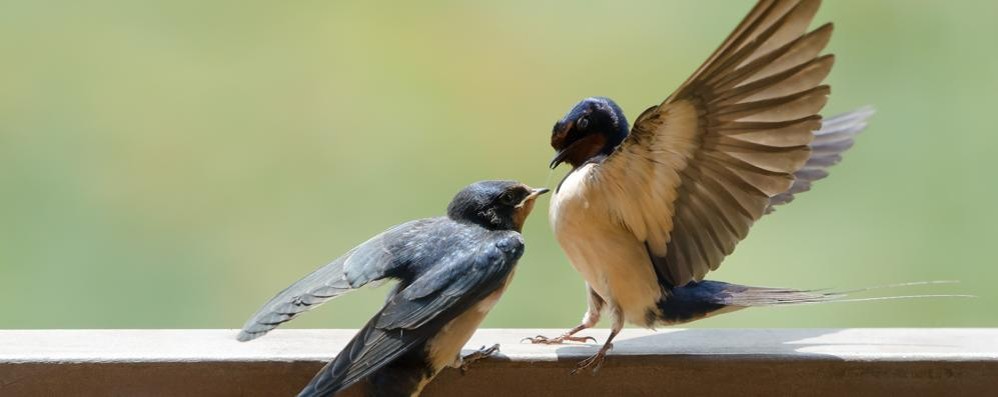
[239,180,548,396]
[535,0,874,372]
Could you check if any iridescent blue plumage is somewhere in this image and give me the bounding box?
[239,180,547,397]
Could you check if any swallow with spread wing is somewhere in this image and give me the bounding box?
[239,181,548,396]
[533,0,874,372]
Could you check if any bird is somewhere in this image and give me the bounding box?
[532,0,875,373]
[238,180,549,396]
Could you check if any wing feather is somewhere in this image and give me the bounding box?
[598,0,854,286]
[237,220,427,342]
[766,107,873,211]
[297,232,523,397]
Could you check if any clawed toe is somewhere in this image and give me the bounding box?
[521,335,552,344]
[460,343,500,374]
[570,343,613,375]
[570,354,605,375]
[521,334,596,345]
[477,343,500,357]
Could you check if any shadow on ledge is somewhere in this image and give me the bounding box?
[425,328,992,397]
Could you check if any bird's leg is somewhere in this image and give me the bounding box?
[523,286,604,344]
[571,304,622,375]
[458,344,500,374]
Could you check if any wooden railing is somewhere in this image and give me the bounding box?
[2,329,996,396]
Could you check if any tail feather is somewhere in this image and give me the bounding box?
[658,280,969,325]
[716,284,842,306]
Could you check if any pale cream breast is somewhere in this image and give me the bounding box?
[424,272,513,373]
[550,165,663,326]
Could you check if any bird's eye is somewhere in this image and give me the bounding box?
[499,192,518,206]
[577,116,590,130]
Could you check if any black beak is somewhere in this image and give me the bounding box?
[550,119,574,169]
[549,150,568,169]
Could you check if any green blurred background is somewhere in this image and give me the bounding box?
[1,1,995,330]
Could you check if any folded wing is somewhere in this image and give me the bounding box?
[297,232,524,397]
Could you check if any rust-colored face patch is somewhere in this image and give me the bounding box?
[550,120,574,150]
[561,133,607,168]
[512,197,537,232]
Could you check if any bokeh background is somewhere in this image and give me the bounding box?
[2,1,995,330]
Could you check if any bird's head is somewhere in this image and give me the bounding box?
[447,180,549,232]
[550,97,630,169]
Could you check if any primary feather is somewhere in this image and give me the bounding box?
[548,0,874,332]
[597,0,842,287]
[298,230,523,397]
[237,220,428,342]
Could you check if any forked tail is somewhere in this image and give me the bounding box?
[657,280,969,325]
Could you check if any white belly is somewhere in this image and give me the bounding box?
[550,165,663,326]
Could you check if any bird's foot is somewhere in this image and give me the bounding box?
[521,334,596,345]
[460,344,500,375]
[570,343,613,375]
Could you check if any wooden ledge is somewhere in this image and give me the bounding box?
[2,329,996,396]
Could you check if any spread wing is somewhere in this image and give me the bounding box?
[766,106,873,212]
[297,232,524,397]
[238,219,429,342]
[597,0,840,287]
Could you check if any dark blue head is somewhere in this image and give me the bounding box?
[447,180,549,231]
[550,97,630,169]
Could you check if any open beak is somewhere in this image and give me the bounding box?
[550,120,574,169]
[549,150,568,169]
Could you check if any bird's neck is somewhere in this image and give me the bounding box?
[566,130,626,168]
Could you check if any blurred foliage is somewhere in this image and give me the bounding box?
[1,0,996,329]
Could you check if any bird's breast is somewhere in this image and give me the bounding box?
[550,165,663,326]
[424,272,514,373]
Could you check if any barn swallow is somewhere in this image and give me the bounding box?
[533,0,874,372]
[239,180,548,396]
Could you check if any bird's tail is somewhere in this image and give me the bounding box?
[657,280,969,325]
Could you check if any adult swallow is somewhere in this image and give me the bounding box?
[239,180,548,396]
[535,0,874,372]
